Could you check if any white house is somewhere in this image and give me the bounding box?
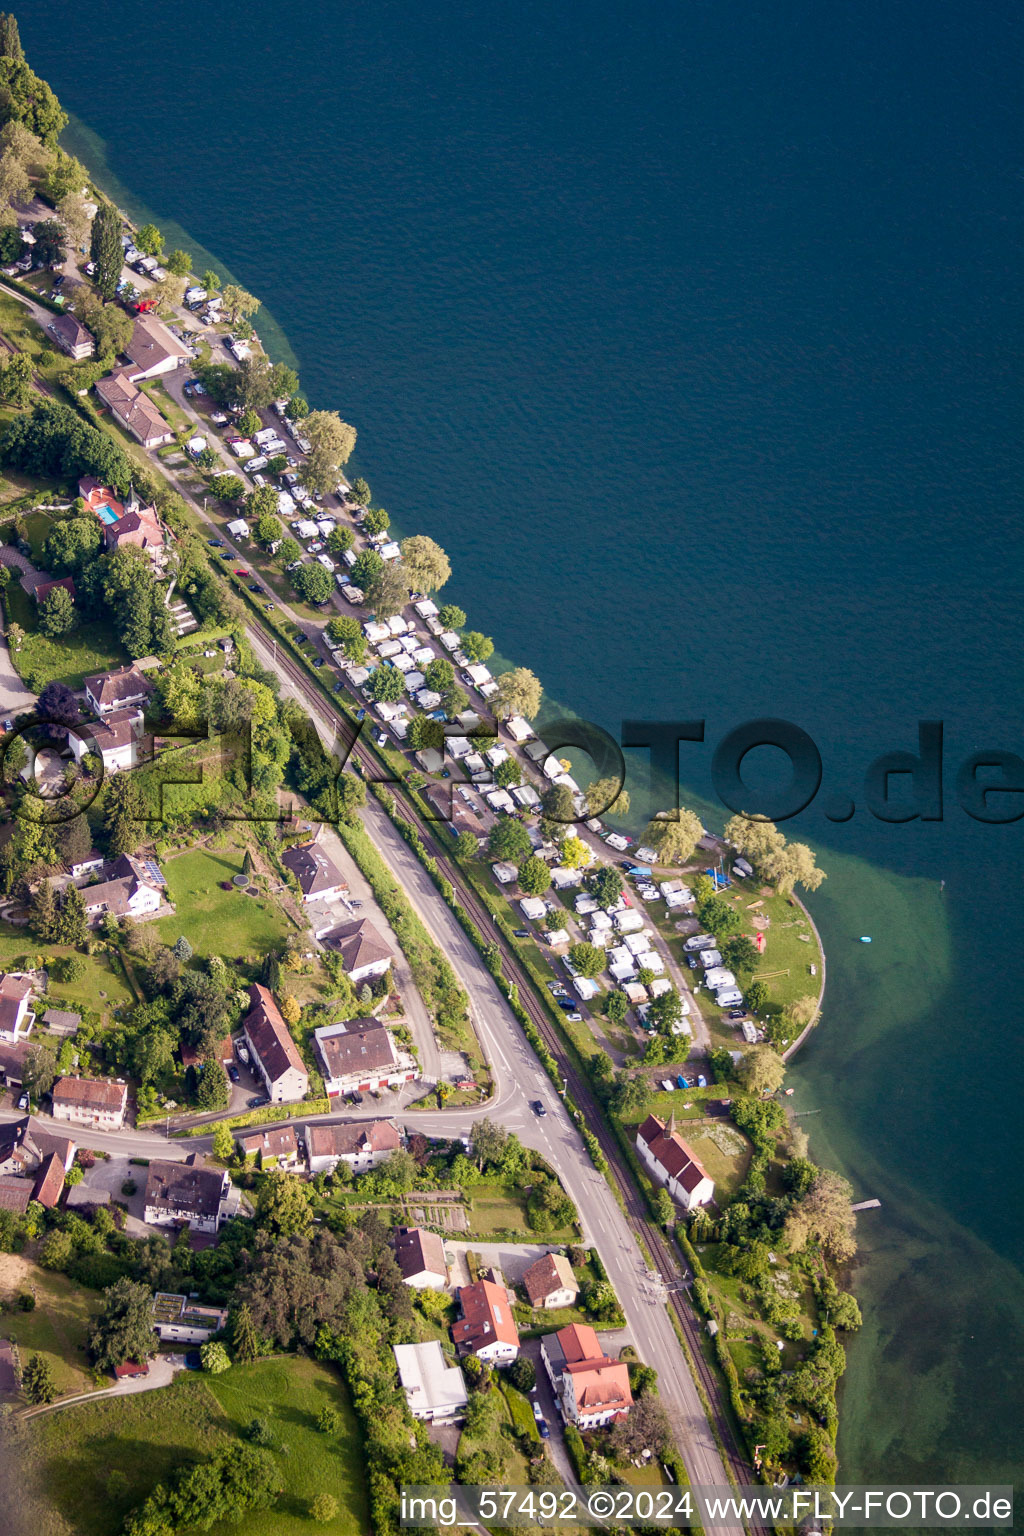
[451,1279,519,1363]
[0,974,34,1042]
[394,1341,467,1422]
[84,664,153,718]
[314,1020,417,1098]
[540,1323,632,1430]
[241,985,309,1103]
[635,1114,715,1212]
[153,1293,228,1343]
[68,708,145,774]
[320,918,393,985]
[522,1252,579,1311]
[51,1076,127,1130]
[306,1118,401,1176]
[394,1226,448,1289]
[81,854,166,922]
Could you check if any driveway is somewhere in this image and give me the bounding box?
[520,1338,576,1485]
[79,1155,152,1235]
[0,619,35,718]
[22,1351,185,1419]
[311,822,442,1082]
[445,1240,560,1289]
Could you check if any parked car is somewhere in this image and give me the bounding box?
[512,928,530,938]
[227,1065,240,1083]
[729,1009,747,1020]
[247,1095,268,1109]
[538,1421,550,1438]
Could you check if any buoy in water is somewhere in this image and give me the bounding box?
[860,936,872,943]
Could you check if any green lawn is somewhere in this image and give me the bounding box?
[0,1261,95,1398]
[466,1182,576,1243]
[28,1357,369,1536]
[154,844,292,962]
[0,923,135,1024]
[5,581,128,693]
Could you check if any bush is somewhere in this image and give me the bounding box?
[120,1179,137,1196]
[508,1356,535,1392]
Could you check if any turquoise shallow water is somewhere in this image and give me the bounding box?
[16,0,1024,1494]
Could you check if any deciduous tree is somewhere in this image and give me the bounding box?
[493,667,542,720]
[299,410,357,493]
[400,535,450,593]
[89,1278,159,1370]
[645,808,703,866]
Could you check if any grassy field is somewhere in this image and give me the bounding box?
[0,1257,95,1398]
[27,1357,370,1536]
[154,844,293,961]
[0,923,135,1023]
[4,580,128,693]
[466,1182,576,1243]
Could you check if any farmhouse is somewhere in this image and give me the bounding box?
[241,984,309,1103]
[237,1125,300,1169]
[635,1114,715,1212]
[305,1118,401,1176]
[51,1075,128,1130]
[143,1156,230,1234]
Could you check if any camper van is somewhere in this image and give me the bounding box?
[715,986,744,1008]
[683,933,716,952]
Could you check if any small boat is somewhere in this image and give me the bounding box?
[860,936,872,943]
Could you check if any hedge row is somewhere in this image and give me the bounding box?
[173,1098,330,1137]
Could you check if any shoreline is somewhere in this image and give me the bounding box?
[0,62,865,1499]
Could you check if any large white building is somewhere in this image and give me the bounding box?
[393,1341,467,1422]
[314,1019,418,1098]
[241,985,309,1103]
[51,1076,128,1130]
[635,1114,715,1212]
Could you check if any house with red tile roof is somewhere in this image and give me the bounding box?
[51,1076,128,1130]
[635,1114,715,1212]
[522,1251,579,1310]
[305,1119,400,1176]
[540,1321,633,1429]
[452,1278,519,1363]
[241,985,309,1104]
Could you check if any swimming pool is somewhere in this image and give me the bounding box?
[96,504,119,524]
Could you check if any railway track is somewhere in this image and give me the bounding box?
[262,632,764,1510]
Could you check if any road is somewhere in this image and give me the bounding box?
[0,286,748,1513]
[243,627,736,1495]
